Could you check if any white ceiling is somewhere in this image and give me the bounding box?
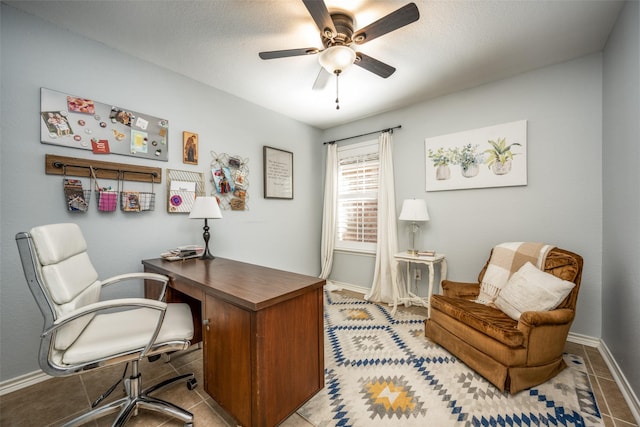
[6,0,624,129]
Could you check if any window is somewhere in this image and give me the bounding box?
[335,140,379,253]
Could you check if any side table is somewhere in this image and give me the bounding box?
[393,252,447,317]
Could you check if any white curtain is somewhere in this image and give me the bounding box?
[365,131,405,303]
[319,143,338,289]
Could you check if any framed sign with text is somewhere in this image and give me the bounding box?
[263,146,293,199]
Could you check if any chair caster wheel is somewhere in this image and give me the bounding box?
[184,423,194,427]
[186,377,197,390]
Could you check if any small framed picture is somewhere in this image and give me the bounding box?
[183,131,198,165]
[263,146,293,199]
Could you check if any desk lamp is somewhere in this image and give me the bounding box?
[398,199,430,255]
[189,196,223,259]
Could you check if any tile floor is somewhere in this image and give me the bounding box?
[1,293,637,427]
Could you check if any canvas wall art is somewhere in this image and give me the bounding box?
[425,120,527,192]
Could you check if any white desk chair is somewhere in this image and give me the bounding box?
[16,223,197,426]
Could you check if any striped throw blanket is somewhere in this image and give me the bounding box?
[476,242,554,305]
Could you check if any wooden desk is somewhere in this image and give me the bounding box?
[142,257,325,427]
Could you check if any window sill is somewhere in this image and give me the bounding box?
[333,248,376,257]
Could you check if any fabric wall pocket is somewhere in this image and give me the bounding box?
[120,172,155,212]
[91,166,117,212]
[98,190,118,212]
[63,166,90,213]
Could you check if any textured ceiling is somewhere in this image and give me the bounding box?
[6,0,624,129]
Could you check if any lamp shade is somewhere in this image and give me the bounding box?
[189,196,223,219]
[398,199,429,221]
[318,45,356,74]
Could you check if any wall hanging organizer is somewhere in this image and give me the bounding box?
[46,154,161,214]
[210,151,249,210]
[62,170,91,213]
[166,169,205,213]
[118,174,156,212]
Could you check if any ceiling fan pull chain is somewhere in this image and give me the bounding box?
[335,70,341,110]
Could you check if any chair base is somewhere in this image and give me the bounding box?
[63,360,196,427]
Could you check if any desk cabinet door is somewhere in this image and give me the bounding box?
[203,295,251,427]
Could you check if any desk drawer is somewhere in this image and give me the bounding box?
[170,278,205,301]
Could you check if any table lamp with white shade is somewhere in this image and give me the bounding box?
[189,196,223,260]
[398,199,430,255]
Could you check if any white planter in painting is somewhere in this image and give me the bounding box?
[435,165,451,180]
[492,159,512,175]
[461,164,479,178]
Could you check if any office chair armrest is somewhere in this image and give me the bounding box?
[44,298,168,358]
[44,298,167,336]
[101,272,170,301]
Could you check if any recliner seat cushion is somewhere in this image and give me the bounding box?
[430,295,523,347]
[61,303,193,365]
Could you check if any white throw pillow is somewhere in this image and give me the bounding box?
[494,262,575,320]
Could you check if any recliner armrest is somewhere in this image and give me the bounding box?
[101,272,169,287]
[101,272,170,301]
[441,280,480,299]
[518,308,574,327]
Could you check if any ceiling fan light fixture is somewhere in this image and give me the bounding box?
[318,45,356,74]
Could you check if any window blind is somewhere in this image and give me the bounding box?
[336,147,379,251]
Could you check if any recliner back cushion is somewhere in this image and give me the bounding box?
[41,252,99,305]
[30,224,101,350]
[31,223,89,266]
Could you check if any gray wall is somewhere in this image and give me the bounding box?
[602,0,640,401]
[324,53,604,339]
[0,4,324,382]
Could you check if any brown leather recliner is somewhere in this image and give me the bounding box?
[424,247,583,394]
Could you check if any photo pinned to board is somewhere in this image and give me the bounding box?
[212,166,234,194]
[66,96,95,115]
[130,129,148,154]
[42,111,73,139]
[110,107,134,127]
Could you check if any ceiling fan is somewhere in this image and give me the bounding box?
[259,1,420,108]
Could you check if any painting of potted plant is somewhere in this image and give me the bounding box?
[425,120,527,192]
[450,144,483,178]
[427,147,452,180]
[484,137,521,175]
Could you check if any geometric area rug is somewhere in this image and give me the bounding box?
[297,290,604,427]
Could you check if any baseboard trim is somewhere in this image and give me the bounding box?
[0,369,49,397]
[597,339,640,424]
[325,280,369,295]
[567,331,600,348]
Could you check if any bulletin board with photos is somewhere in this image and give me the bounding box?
[40,87,169,161]
[211,151,249,211]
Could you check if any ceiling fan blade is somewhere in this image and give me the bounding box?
[301,0,336,37]
[259,47,320,60]
[353,3,419,45]
[312,68,331,90]
[355,52,396,78]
